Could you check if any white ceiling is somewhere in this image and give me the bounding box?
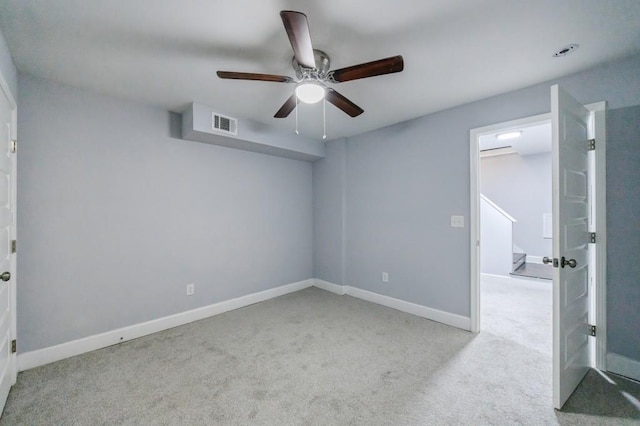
[1,0,640,141]
[479,122,552,156]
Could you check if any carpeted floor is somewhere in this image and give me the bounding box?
[1,283,639,425]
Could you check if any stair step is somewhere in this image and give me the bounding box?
[512,252,526,271]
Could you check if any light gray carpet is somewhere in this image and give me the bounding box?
[1,285,639,425]
[481,274,552,357]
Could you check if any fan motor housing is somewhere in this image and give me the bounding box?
[293,49,330,79]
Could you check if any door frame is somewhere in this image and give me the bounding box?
[469,102,607,371]
[0,70,17,386]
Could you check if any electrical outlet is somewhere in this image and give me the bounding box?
[382,272,389,283]
[186,283,195,296]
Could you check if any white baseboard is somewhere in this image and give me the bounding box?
[18,278,471,372]
[480,273,515,285]
[345,286,471,331]
[607,352,640,382]
[18,279,314,372]
[313,279,347,295]
[312,280,470,331]
[481,272,548,284]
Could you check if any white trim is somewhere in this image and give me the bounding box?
[9,109,16,386]
[586,101,607,371]
[607,353,640,382]
[313,279,347,295]
[480,194,517,222]
[482,273,551,287]
[18,279,314,371]
[470,113,551,334]
[345,286,471,331]
[470,128,480,333]
[481,273,515,285]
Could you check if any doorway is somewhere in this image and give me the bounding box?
[469,91,608,408]
[477,118,554,357]
[479,120,553,280]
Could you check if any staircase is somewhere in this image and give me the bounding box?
[480,194,517,276]
[512,252,526,272]
[481,194,553,280]
[510,247,553,280]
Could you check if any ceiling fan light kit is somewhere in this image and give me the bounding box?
[295,82,326,104]
[217,10,405,137]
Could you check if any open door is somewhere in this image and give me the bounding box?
[0,79,16,414]
[551,85,592,409]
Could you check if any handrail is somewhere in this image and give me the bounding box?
[481,194,517,223]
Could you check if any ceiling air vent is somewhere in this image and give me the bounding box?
[212,112,238,136]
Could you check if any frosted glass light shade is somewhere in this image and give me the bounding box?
[295,83,325,104]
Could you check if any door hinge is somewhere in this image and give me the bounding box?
[11,240,15,254]
[589,324,596,337]
[10,140,16,154]
[589,233,596,244]
[587,139,596,151]
[11,339,16,353]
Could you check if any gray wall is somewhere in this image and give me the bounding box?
[0,27,17,102]
[606,104,640,361]
[313,54,640,367]
[345,119,470,315]
[481,152,552,258]
[313,139,347,285]
[18,74,313,352]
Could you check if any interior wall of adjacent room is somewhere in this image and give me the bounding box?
[17,73,314,353]
[312,51,640,361]
[480,152,552,258]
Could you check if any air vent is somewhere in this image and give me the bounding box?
[212,112,238,136]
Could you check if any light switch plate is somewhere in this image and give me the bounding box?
[451,215,464,228]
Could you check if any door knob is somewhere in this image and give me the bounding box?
[0,271,10,282]
[542,256,553,265]
[561,257,577,268]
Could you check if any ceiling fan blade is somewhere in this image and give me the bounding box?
[329,55,404,83]
[274,94,297,118]
[280,11,316,69]
[217,71,294,83]
[325,89,364,117]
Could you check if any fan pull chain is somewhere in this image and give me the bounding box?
[322,98,327,140]
[295,96,299,135]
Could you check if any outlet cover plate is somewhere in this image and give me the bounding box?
[451,215,465,228]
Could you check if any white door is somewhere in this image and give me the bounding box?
[551,85,592,409]
[0,82,16,414]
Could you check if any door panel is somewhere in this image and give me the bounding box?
[0,85,14,414]
[552,85,592,409]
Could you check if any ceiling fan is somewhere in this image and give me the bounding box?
[217,10,404,119]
